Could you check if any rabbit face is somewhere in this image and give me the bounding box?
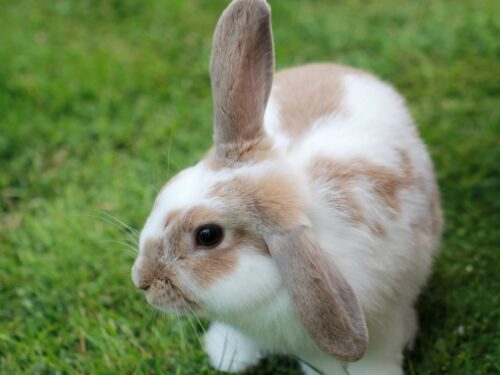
[132,161,301,316]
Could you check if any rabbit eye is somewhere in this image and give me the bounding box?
[195,224,224,248]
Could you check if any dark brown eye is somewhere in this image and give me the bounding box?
[195,224,223,248]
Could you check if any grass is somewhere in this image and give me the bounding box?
[0,0,499,374]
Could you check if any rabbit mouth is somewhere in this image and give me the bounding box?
[145,278,200,315]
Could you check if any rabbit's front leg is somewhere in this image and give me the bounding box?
[203,321,262,373]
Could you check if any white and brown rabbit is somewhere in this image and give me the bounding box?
[131,0,443,374]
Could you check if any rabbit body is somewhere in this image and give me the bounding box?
[132,1,442,374]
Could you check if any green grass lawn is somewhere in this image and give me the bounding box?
[1,0,499,374]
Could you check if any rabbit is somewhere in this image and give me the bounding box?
[131,0,443,374]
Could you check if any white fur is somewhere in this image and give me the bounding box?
[264,94,290,150]
[194,250,282,314]
[133,71,440,374]
[204,322,262,372]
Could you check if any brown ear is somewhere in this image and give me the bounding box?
[209,0,274,158]
[265,225,368,361]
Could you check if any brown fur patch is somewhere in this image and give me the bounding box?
[309,151,414,232]
[273,63,365,137]
[136,238,163,289]
[204,137,276,170]
[180,205,221,233]
[164,209,181,229]
[210,173,304,230]
[182,248,237,286]
[142,238,161,259]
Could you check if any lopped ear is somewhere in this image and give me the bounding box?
[265,225,369,362]
[209,0,274,158]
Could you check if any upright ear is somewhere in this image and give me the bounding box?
[265,226,369,362]
[210,0,274,157]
